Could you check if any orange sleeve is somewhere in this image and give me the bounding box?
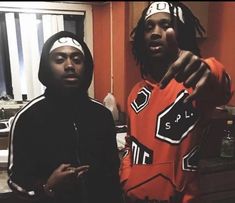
[119,104,133,185]
[204,57,233,105]
[182,177,200,203]
[119,142,132,184]
[204,57,226,82]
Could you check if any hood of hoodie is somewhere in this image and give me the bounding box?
[38,31,93,94]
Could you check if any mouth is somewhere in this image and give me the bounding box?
[63,74,79,82]
[64,77,78,81]
[149,46,162,52]
[148,41,164,53]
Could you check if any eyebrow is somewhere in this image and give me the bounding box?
[53,51,81,54]
[146,18,171,23]
[51,51,83,57]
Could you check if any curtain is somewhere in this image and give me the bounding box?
[5,13,64,101]
[42,14,64,42]
[5,13,22,101]
[0,13,12,99]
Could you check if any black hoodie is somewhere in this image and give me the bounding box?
[7,31,123,203]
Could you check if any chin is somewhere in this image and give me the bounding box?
[150,54,165,61]
[63,81,81,89]
[150,50,169,60]
[60,87,81,96]
[59,83,79,90]
[64,86,81,92]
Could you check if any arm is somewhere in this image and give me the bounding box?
[7,113,48,200]
[119,115,133,192]
[8,111,92,201]
[160,28,232,106]
[202,57,232,106]
[119,138,132,186]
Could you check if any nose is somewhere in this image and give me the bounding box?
[151,25,162,40]
[64,58,74,71]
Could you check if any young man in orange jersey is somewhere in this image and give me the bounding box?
[120,2,232,203]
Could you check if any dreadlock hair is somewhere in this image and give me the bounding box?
[131,2,205,78]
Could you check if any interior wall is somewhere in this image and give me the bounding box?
[199,2,235,105]
[93,2,141,113]
[112,2,126,113]
[92,3,111,103]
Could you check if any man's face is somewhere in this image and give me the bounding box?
[144,12,173,61]
[49,46,85,91]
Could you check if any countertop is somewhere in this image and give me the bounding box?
[199,157,235,174]
[0,150,8,168]
[0,150,11,194]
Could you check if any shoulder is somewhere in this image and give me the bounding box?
[88,97,111,114]
[18,95,46,114]
[12,95,46,123]
[203,57,225,78]
[89,97,104,106]
[128,81,146,102]
[86,98,114,125]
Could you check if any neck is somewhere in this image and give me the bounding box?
[143,49,178,82]
[45,87,88,102]
[144,58,172,82]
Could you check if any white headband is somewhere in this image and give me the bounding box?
[145,2,184,23]
[50,37,84,54]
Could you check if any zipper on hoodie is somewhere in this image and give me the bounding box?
[73,122,88,203]
[73,122,81,165]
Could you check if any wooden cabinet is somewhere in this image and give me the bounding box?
[198,109,235,202]
[199,168,235,203]
[200,110,235,159]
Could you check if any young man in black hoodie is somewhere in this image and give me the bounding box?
[8,31,123,203]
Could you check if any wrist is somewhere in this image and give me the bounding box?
[43,183,55,197]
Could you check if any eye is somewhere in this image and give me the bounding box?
[53,55,65,64]
[72,55,83,64]
[160,21,172,30]
[144,21,154,32]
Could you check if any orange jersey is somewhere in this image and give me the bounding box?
[120,58,231,202]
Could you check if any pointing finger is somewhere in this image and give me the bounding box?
[159,64,176,89]
[184,79,205,103]
[166,28,180,58]
[159,28,181,89]
[159,50,186,89]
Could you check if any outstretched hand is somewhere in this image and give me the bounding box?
[159,28,215,103]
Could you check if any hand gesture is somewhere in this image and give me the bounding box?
[159,28,216,103]
[67,165,90,178]
[45,164,90,192]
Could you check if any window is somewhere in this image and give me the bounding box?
[0,2,93,101]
